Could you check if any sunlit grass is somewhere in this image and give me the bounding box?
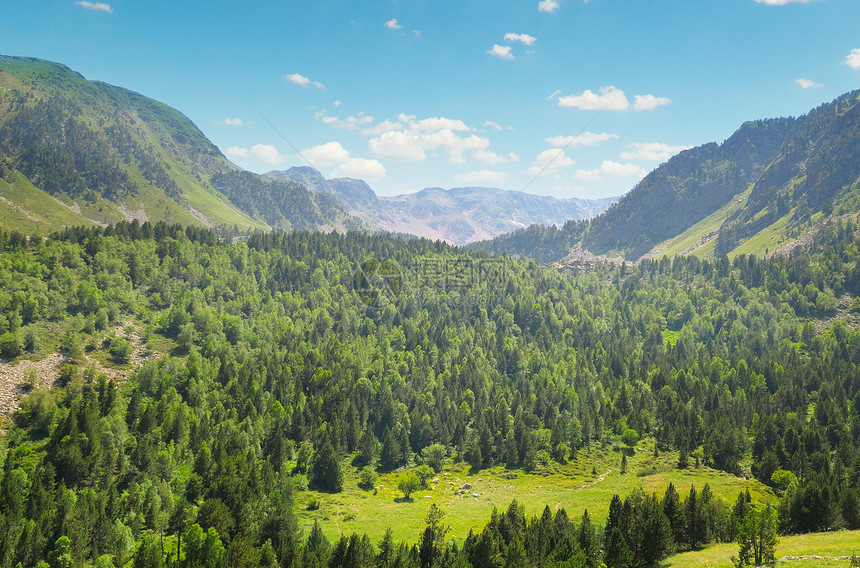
[293,437,773,546]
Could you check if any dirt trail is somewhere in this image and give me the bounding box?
[576,469,611,492]
[555,469,613,510]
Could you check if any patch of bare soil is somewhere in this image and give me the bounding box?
[0,322,154,423]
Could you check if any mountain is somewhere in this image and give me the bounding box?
[0,55,358,233]
[476,90,860,262]
[266,166,617,245]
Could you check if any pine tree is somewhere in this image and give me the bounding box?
[310,436,343,492]
[604,527,633,568]
[663,483,686,548]
[578,510,600,568]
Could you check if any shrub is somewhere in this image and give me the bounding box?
[0,331,23,359]
[358,466,378,490]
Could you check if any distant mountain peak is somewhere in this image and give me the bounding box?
[265,168,616,245]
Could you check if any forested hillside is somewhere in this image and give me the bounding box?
[477,90,860,263]
[0,219,858,566]
[0,55,357,234]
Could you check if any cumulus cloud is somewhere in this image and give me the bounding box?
[217,118,243,126]
[249,144,289,165]
[454,170,509,186]
[633,94,672,111]
[224,146,249,159]
[369,130,489,163]
[366,115,489,163]
[301,142,352,167]
[487,45,514,60]
[526,149,576,175]
[504,33,537,46]
[361,119,404,136]
[333,158,387,181]
[225,144,289,165]
[846,49,860,70]
[76,1,112,12]
[620,142,691,162]
[411,117,470,132]
[559,86,630,111]
[545,131,618,147]
[385,18,403,29]
[333,100,342,107]
[473,150,520,165]
[754,0,814,4]
[573,161,646,180]
[320,113,375,130]
[795,78,823,89]
[538,0,560,12]
[484,121,503,131]
[285,73,325,89]
[288,142,387,180]
[558,86,671,111]
[369,131,428,161]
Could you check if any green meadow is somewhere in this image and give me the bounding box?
[294,437,773,546]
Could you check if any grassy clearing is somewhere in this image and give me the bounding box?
[294,438,772,546]
[0,172,92,233]
[653,186,753,259]
[728,211,795,258]
[665,529,860,568]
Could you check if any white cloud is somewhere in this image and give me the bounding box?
[795,78,823,89]
[545,131,618,147]
[620,142,692,162]
[367,115,489,163]
[361,119,405,136]
[454,170,509,186]
[76,1,112,12]
[487,45,514,60]
[538,0,560,12]
[473,150,520,165]
[301,142,351,167]
[369,131,428,161]
[333,100,342,107]
[484,121,503,131]
[249,144,289,165]
[217,118,243,126]
[546,89,561,101]
[333,158,387,181]
[385,18,403,30]
[633,94,672,111]
[559,86,630,111]
[573,161,646,180]
[558,86,671,111]
[285,73,325,89]
[411,117,470,132]
[224,146,250,159]
[846,48,860,70]
[754,0,814,4]
[225,144,289,165]
[504,33,537,46]
[320,113,375,130]
[527,149,576,174]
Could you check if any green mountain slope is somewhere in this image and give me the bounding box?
[477,90,860,262]
[0,55,358,233]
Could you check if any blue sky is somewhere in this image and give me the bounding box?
[2,0,860,198]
